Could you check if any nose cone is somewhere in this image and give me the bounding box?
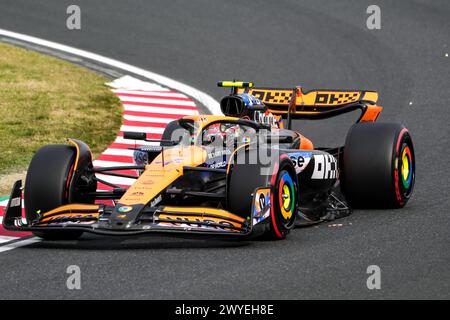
[110,203,145,229]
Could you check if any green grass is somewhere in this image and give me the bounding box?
[0,43,122,195]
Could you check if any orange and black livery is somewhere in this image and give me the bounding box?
[3,81,415,241]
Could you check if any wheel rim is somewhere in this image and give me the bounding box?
[400,145,413,189]
[278,171,295,221]
[398,141,414,199]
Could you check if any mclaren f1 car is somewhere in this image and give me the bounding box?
[2,81,415,240]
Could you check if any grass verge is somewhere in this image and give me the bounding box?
[0,42,122,195]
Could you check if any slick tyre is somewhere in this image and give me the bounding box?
[25,145,84,240]
[341,122,415,209]
[227,150,268,220]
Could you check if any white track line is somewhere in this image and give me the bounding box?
[0,238,41,253]
[0,235,17,244]
[0,29,221,114]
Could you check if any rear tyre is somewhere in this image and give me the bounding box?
[341,122,415,208]
[25,145,86,240]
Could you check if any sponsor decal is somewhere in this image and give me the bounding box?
[158,215,239,232]
[144,172,165,177]
[150,194,162,207]
[140,180,155,185]
[252,188,271,225]
[133,150,149,166]
[249,89,293,105]
[311,154,338,179]
[314,92,360,105]
[118,205,133,213]
[154,158,184,166]
[207,149,231,159]
[46,214,97,224]
[132,185,152,190]
[288,152,312,173]
[209,161,227,169]
[140,145,163,152]
[258,193,266,209]
[236,93,263,107]
[10,197,21,207]
[254,110,278,128]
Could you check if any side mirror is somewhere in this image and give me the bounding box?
[123,131,147,140]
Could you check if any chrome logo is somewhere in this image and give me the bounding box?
[118,206,133,213]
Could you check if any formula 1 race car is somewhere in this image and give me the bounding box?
[3,81,415,240]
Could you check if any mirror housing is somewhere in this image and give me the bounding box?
[123,131,147,140]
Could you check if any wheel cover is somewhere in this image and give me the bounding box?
[400,145,413,189]
[278,172,295,220]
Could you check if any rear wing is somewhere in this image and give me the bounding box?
[223,83,383,129]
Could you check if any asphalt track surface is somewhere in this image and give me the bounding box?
[0,0,449,299]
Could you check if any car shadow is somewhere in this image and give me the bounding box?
[28,233,252,250]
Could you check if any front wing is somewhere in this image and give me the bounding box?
[3,181,252,238]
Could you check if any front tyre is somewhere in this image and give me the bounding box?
[227,150,298,240]
[25,144,93,240]
[341,122,415,208]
